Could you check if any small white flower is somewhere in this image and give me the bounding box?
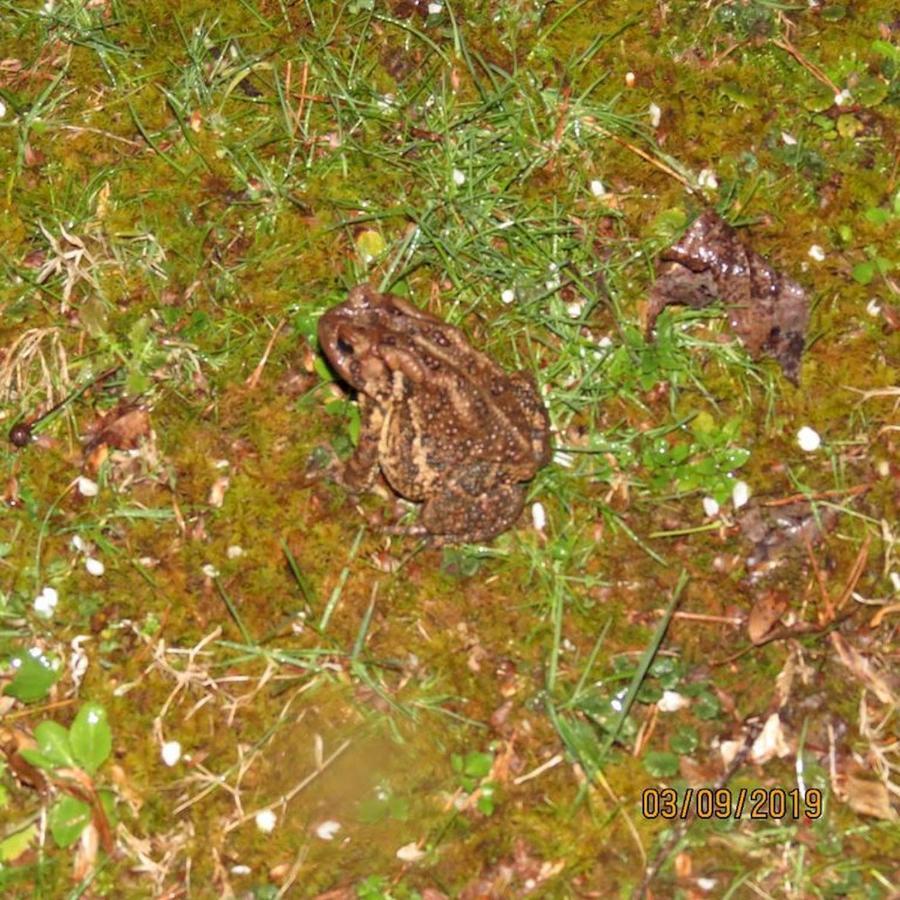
[657,690,690,712]
[702,497,720,518]
[85,557,105,577]
[227,545,244,559]
[33,587,59,619]
[77,476,99,497]
[732,480,750,510]
[866,298,881,317]
[781,132,798,146]
[648,102,661,128]
[201,563,220,578]
[315,820,341,841]
[451,168,465,186]
[807,244,825,262]
[589,179,606,197]
[500,288,515,304]
[255,809,277,833]
[531,501,546,531]
[427,1,442,12]
[161,741,182,766]
[396,842,426,862]
[834,89,851,106]
[797,426,821,452]
[698,168,718,190]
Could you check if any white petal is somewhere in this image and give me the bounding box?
[590,179,605,197]
[77,476,99,497]
[702,497,720,518]
[531,502,546,531]
[796,426,821,452]
[732,480,750,510]
[451,169,465,186]
[85,557,105,577]
[315,820,341,841]
[161,741,182,766]
[648,103,661,127]
[396,842,426,862]
[255,809,277,833]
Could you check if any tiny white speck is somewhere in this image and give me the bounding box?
[230,865,251,876]
[702,497,720,518]
[834,89,851,106]
[657,690,689,712]
[0,99,6,119]
[648,102,661,127]
[161,741,182,766]
[698,168,718,190]
[531,502,546,531]
[315,820,341,841]
[566,301,583,318]
[625,71,636,87]
[77,476,98,497]
[427,1,442,12]
[590,179,605,197]
[781,132,798,146]
[227,545,244,559]
[396,842,426,862]
[452,168,465,186]
[866,298,881,317]
[201,563,219,578]
[71,535,86,552]
[85,557,105,577]
[500,288,515,304]
[732,480,750,510]
[214,459,230,470]
[807,244,825,262]
[545,277,560,291]
[890,571,900,592]
[87,709,100,724]
[697,878,718,892]
[797,426,821,452]
[255,809,277,833]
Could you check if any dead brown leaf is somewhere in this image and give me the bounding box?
[646,210,809,383]
[747,590,788,644]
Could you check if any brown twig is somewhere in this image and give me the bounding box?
[771,38,841,96]
[245,319,286,389]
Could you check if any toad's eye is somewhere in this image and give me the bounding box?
[337,336,355,355]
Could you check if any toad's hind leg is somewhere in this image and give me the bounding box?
[420,482,526,543]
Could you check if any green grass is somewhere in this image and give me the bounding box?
[1,0,898,896]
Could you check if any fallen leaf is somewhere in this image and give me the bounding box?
[748,591,788,644]
[647,210,809,383]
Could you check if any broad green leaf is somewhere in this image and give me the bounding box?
[3,649,61,702]
[642,750,680,777]
[852,261,875,285]
[670,726,700,755]
[0,823,38,862]
[48,795,92,848]
[30,721,76,769]
[70,703,112,774]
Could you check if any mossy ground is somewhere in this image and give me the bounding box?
[0,1,897,897]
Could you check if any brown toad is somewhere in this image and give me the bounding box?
[317,285,551,542]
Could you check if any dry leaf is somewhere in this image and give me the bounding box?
[748,591,788,643]
[837,775,898,821]
[647,210,809,383]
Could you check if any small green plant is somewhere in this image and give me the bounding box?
[19,702,116,850]
[451,749,498,815]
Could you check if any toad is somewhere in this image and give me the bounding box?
[317,285,551,542]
